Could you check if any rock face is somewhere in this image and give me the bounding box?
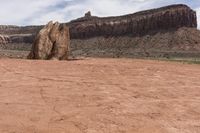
[0,25,42,35]
[70,27,200,58]
[0,25,42,49]
[28,21,70,60]
[68,4,197,39]
[0,35,11,44]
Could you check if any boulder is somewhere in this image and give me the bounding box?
[28,21,70,60]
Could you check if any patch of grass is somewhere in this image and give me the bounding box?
[155,57,200,64]
[169,58,200,64]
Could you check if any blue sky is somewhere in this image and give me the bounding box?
[0,0,199,28]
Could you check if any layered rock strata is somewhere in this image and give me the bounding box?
[68,4,197,39]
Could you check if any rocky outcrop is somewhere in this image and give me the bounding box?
[0,25,42,35]
[0,34,35,44]
[28,21,70,60]
[0,25,42,50]
[85,11,92,18]
[70,27,200,58]
[0,25,42,48]
[68,4,197,39]
[0,35,11,44]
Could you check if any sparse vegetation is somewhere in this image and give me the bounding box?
[166,57,200,64]
[147,57,200,64]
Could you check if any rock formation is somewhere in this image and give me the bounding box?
[0,25,42,49]
[70,27,200,58]
[0,4,197,42]
[0,35,11,44]
[68,4,197,39]
[0,25,42,35]
[0,4,199,58]
[85,11,92,17]
[28,21,70,60]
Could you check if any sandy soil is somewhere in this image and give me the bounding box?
[0,58,200,133]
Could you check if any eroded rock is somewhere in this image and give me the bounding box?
[28,21,70,60]
[85,11,92,17]
[0,35,11,44]
[68,4,197,39]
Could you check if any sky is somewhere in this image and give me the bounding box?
[0,0,199,28]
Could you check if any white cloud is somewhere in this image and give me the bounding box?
[196,8,200,29]
[0,0,64,25]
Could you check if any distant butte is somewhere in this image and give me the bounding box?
[68,4,197,39]
[0,4,197,40]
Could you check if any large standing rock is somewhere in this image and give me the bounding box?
[28,21,70,60]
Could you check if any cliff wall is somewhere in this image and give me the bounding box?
[68,4,197,39]
[0,4,197,41]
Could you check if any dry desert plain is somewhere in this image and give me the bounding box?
[0,58,200,133]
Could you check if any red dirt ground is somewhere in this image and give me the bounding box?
[0,58,200,133]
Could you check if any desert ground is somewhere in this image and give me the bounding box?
[0,58,200,133]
